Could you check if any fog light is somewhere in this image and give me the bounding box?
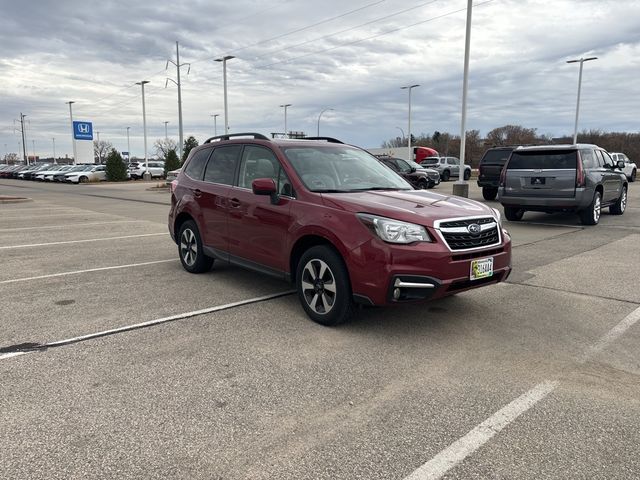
[393,288,401,300]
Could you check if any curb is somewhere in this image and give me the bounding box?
[0,197,33,204]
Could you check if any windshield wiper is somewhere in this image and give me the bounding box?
[352,187,408,191]
[313,189,352,193]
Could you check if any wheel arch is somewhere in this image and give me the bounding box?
[289,234,346,284]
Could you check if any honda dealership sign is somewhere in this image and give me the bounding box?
[73,121,93,140]
[72,120,94,163]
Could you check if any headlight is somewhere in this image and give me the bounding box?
[491,207,502,228]
[357,213,431,244]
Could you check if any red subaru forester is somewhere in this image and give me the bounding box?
[169,134,512,326]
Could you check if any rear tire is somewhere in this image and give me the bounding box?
[610,186,627,215]
[504,206,525,221]
[463,169,471,180]
[441,170,450,182]
[580,191,601,225]
[630,169,636,182]
[296,245,354,326]
[482,187,498,201]
[178,220,214,273]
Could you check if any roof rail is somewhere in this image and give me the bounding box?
[204,132,270,143]
[299,136,344,144]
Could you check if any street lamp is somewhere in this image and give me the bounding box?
[4,143,7,165]
[567,56,597,144]
[317,107,334,136]
[66,101,77,165]
[52,138,56,164]
[126,127,131,163]
[455,0,473,198]
[136,80,150,179]
[164,121,169,140]
[280,104,292,137]
[211,114,220,136]
[401,84,420,154]
[215,55,235,134]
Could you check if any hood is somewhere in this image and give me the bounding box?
[321,190,495,227]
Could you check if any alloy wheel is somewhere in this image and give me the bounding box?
[180,228,197,267]
[593,195,601,223]
[300,259,336,315]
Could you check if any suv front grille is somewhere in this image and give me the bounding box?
[436,217,500,251]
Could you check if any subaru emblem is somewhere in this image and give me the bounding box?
[467,223,481,235]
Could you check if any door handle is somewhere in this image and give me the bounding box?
[193,188,202,198]
[230,198,241,208]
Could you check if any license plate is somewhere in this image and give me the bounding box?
[470,257,494,281]
[531,176,546,185]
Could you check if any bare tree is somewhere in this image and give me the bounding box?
[93,140,114,164]
[154,138,178,160]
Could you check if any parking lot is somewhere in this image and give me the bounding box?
[1,178,639,479]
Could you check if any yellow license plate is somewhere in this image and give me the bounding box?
[470,257,494,281]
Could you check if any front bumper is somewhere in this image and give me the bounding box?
[347,230,512,306]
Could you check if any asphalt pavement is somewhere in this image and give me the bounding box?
[0,178,638,479]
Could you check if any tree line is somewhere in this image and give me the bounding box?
[382,125,640,167]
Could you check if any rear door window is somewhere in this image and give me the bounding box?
[508,151,577,169]
[204,145,242,185]
[184,148,212,180]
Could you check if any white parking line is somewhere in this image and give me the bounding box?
[404,381,559,480]
[0,232,166,249]
[404,303,640,480]
[0,291,295,361]
[0,259,175,284]
[1,212,116,219]
[0,220,149,232]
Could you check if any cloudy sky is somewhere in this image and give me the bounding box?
[1,0,639,159]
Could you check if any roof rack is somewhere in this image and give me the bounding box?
[204,132,270,143]
[299,136,344,144]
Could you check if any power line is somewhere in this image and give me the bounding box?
[256,0,496,69]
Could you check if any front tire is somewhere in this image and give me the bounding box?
[296,245,354,326]
[504,206,525,221]
[610,186,627,215]
[630,169,636,182]
[441,170,450,182]
[417,179,428,190]
[178,220,213,273]
[580,191,601,225]
[482,187,498,201]
[79,176,89,184]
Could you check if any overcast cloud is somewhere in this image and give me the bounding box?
[1,0,639,158]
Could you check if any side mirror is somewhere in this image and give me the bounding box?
[410,167,417,173]
[252,178,277,195]
[617,160,625,169]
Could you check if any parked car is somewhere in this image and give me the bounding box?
[166,167,181,184]
[65,165,106,183]
[476,147,516,200]
[169,133,512,326]
[20,164,52,180]
[609,152,636,182]
[51,165,90,182]
[0,165,23,178]
[378,156,440,189]
[35,165,73,181]
[419,156,472,181]
[129,161,165,179]
[498,144,628,225]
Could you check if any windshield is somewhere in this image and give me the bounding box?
[482,149,512,165]
[421,157,439,165]
[283,146,412,192]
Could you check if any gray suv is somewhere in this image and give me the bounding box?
[498,144,628,225]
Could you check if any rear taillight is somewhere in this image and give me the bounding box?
[170,180,178,193]
[576,153,585,187]
[499,166,507,187]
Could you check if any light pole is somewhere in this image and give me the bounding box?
[211,114,220,136]
[126,127,131,162]
[454,0,473,198]
[66,101,77,165]
[317,107,334,136]
[52,138,56,164]
[280,104,292,137]
[567,56,597,144]
[164,121,169,140]
[215,55,235,134]
[401,84,420,155]
[4,143,7,164]
[396,126,405,145]
[32,140,36,163]
[136,80,150,179]
[166,42,189,160]
[96,131,100,143]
